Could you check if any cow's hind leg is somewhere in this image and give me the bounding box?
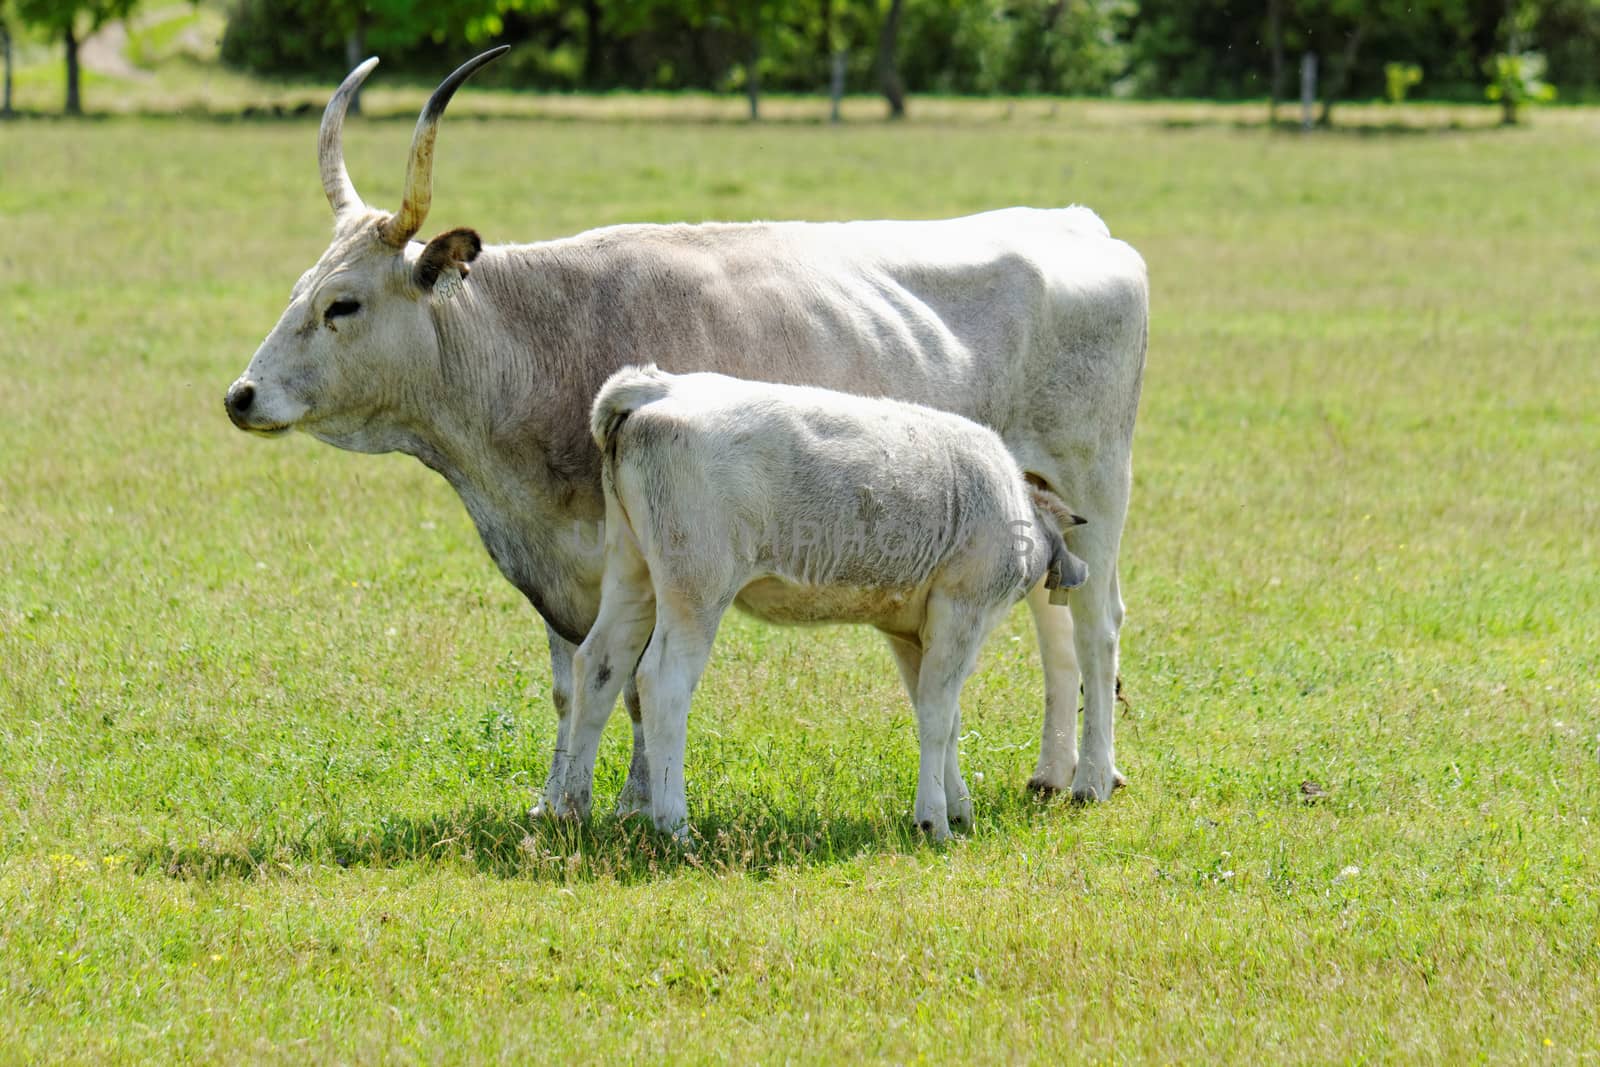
[1063,466,1129,803]
[1025,582,1080,794]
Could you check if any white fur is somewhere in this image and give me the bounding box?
[548,368,1089,840]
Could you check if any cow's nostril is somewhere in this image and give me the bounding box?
[228,383,256,416]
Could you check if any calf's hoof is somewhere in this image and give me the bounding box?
[535,791,591,822]
[614,781,652,820]
[916,815,952,843]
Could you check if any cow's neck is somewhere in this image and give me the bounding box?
[399,247,611,642]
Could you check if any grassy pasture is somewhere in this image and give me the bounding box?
[2,100,1599,1060]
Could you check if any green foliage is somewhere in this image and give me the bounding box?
[1383,60,1421,103]
[206,0,1600,104]
[1485,50,1557,122]
[11,0,135,34]
[897,0,1131,96]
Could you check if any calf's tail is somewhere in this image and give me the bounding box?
[590,364,674,461]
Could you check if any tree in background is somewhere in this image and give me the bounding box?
[1,0,15,118]
[877,0,905,117]
[211,0,1600,112]
[14,0,139,114]
[1486,0,1556,122]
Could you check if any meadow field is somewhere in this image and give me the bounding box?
[2,97,1599,1060]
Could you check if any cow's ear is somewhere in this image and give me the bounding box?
[415,227,482,293]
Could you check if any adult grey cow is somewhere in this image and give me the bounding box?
[224,48,1148,814]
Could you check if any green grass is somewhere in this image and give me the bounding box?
[3,100,1599,1061]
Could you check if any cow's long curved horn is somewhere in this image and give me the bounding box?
[320,57,380,219]
[378,47,509,248]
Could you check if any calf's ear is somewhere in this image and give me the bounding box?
[415,227,482,292]
[1044,541,1089,605]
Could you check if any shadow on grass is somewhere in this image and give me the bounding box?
[9,108,1518,134]
[135,785,1082,883]
[1163,115,1508,137]
[0,105,886,127]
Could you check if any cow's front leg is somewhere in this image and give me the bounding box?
[614,680,653,818]
[1024,582,1080,794]
[1068,532,1127,803]
[548,522,657,820]
[531,624,576,819]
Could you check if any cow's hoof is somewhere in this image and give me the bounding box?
[948,795,974,830]
[653,819,696,851]
[1026,774,1065,797]
[1069,763,1125,804]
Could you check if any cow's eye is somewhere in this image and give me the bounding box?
[325,299,361,322]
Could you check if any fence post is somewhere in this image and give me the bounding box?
[829,50,846,124]
[1300,53,1317,131]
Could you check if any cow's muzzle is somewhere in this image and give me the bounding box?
[225,381,255,421]
[225,380,288,435]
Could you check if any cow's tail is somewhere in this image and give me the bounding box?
[590,364,673,461]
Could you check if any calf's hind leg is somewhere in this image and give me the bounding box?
[635,591,727,839]
[911,596,988,842]
[887,634,971,832]
[614,681,651,817]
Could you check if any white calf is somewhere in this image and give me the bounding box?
[547,366,1088,840]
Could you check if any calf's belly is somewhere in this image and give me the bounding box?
[732,577,927,636]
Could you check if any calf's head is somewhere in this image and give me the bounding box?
[224,49,505,453]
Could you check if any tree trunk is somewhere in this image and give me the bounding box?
[1267,0,1284,125]
[344,23,365,115]
[877,0,906,119]
[1317,22,1365,128]
[1038,1,1065,91]
[2,20,14,118]
[830,50,846,123]
[582,0,606,88]
[819,0,834,70]
[64,22,82,116]
[746,33,760,121]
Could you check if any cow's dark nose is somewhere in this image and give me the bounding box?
[226,382,255,420]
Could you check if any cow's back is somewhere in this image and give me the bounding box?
[533,206,1146,439]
